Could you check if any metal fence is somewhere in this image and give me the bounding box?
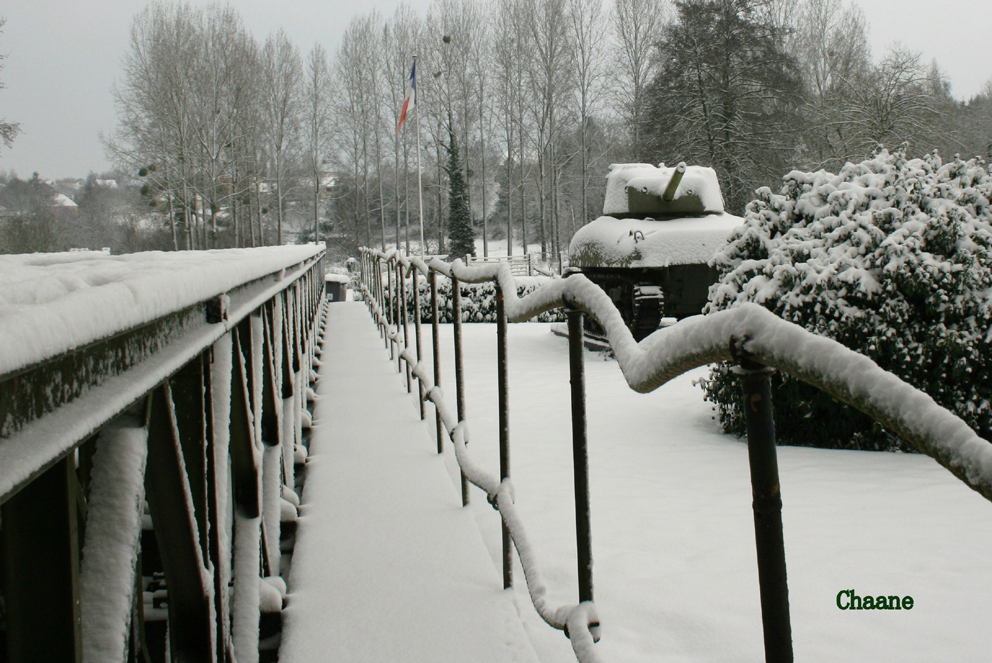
[359,246,992,663]
[0,248,326,662]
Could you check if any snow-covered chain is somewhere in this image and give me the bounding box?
[362,247,992,663]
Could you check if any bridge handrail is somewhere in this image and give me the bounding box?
[0,246,327,662]
[360,246,992,663]
[0,247,324,502]
[378,248,992,501]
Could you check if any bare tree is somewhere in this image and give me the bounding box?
[526,0,574,258]
[0,17,21,151]
[841,45,937,155]
[424,0,486,254]
[785,0,872,168]
[382,6,421,253]
[108,3,205,250]
[568,0,608,227]
[611,0,665,156]
[493,0,522,255]
[334,19,381,248]
[262,30,302,245]
[303,43,333,244]
[467,8,494,256]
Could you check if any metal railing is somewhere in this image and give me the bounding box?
[466,253,533,276]
[464,251,569,277]
[359,246,992,663]
[0,247,326,662]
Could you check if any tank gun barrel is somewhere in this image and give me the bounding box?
[662,162,687,201]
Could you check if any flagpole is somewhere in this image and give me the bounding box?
[413,55,426,259]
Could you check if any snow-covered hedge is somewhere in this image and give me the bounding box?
[386,277,566,323]
[702,149,992,451]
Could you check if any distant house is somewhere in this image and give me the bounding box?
[50,193,78,210]
[46,193,79,217]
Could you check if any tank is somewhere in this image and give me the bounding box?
[568,162,743,340]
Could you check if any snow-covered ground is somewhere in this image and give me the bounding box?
[390,321,992,662]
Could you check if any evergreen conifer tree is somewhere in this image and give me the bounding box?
[643,0,802,212]
[445,129,475,260]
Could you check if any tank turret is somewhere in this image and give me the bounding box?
[569,162,743,340]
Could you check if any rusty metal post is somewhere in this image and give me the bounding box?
[566,304,593,604]
[387,257,396,361]
[396,260,405,377]
[496,284,512,589]
[378,257,388,345]
[374,257,385,342]
[363,251,371,312]
[430,270,443,453]
[372,256,380,335]
[412,264,426,420]
[359,251,365,299]
[451,276,469,506]
[738,359,793,663]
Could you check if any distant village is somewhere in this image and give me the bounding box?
[0,172,163,254]
[0,171,322,255]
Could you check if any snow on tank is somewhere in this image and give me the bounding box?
[570,162,743,268]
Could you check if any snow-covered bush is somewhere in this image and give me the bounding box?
[702,149,992,451]
[384,277,566,324]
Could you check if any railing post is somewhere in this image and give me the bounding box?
[412,264,425,420]
[360,250,366,296]
[372,255,380,335]
[363,251,370,307]
[496,283,512,589]
[451,275,469,506]
[387,257,396,361]
[377,256,387,345]
[566,302,594,604]
[396,260,405,377]
[738,358,793,663]
[430,269,443,453]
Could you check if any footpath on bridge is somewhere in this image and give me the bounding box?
[279,302,541,662]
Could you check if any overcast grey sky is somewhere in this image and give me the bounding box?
[1,0,991,180]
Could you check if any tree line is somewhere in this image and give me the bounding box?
[6,0,992,260]
[105,3,334,254]
[324,0,992,259]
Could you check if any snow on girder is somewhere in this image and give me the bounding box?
[366,248,992,506]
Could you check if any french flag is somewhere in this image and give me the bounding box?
[397,60,416,133]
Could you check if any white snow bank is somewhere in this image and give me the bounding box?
[0,245,322,376]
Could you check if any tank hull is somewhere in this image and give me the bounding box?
[577,264,721,340]
[569,213,741,340]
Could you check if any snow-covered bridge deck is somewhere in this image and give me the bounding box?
[280,302,540,662]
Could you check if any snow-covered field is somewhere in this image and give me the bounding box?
[395,321,992,662]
